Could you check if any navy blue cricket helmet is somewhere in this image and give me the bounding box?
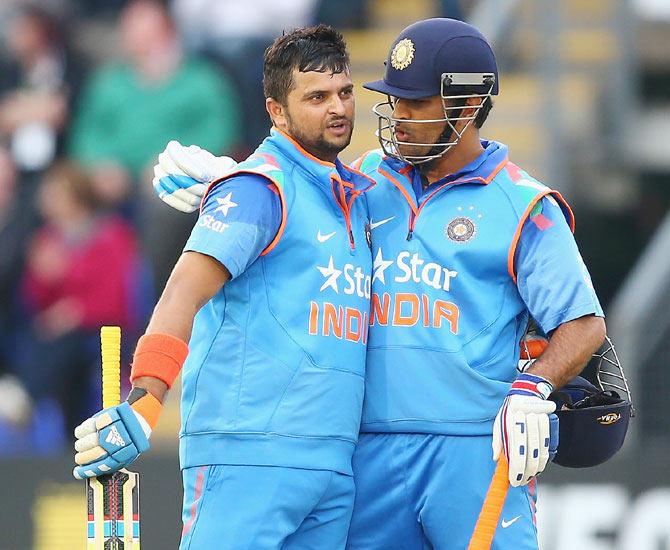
[549,337,634,468]
[364,18,499,99]
[364,18,499,164]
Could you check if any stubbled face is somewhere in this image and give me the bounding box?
[391,95,450,160]
[278,68,355,162]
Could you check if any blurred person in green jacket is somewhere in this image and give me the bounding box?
[69,0,242,288]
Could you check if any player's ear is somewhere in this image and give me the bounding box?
[266,97,288,130]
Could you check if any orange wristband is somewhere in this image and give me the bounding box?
[130,333,189,389]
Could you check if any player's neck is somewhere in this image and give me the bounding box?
[422,131,484,184]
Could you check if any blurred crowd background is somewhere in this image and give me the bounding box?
[0,0,668,548]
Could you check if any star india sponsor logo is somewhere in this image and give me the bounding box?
[199,215,229,233]
[316,255,371,298]
[373,247,458,291]
[213,192,237,216]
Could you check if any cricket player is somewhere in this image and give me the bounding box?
[73,26,375,549]
[152,19,606,549]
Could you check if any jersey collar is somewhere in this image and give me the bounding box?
[267,127,374,192]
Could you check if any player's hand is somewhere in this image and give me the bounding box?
[492,373,557,487]
[72,402,152,479]
[152,140,238,213]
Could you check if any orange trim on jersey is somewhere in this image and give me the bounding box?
[261,181,287,255]
[378,167,419,216]
[447,155,509,187]
[507,190,575,283]
[273,127,335,168]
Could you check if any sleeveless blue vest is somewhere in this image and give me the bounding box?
[180,129,374,474]
[354,142,573,435]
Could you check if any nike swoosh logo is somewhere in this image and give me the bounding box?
[501,515,521,529]
[317,230,336,243]
[370,216,395,229]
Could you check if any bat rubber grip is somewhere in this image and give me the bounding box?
[101,326,121,409]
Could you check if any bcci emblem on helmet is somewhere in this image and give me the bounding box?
[445,217,476,242]
[390,38,415,70]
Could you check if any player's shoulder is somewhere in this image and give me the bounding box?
[488,161,555,217]
[204,172,280,211]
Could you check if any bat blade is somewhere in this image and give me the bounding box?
[86,469,140,549]
[85,326,141,549]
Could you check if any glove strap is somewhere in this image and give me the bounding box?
[130,333,189,389]
[127,387,162,430]
[509,372,554,400]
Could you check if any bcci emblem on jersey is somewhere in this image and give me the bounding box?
[445,217,476,243]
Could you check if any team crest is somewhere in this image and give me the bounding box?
[390,39,415,70]
[364,221,372,250]
[446,217,476,243]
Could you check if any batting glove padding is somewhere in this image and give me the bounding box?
[73,402,151,480]
[492,373,557,487]
[152,140,237,213]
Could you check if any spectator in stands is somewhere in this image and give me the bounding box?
[0,147,33,426]
[0,4,84,176]
[9,161,140,434]
[68,0,241,287]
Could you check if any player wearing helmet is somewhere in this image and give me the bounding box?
[338,18,605,549]
[152,18,620,550]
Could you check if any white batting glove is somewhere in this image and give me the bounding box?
[492,373,556,487]
[152,140,238,213]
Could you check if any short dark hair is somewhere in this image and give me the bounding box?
[263,24,350,105]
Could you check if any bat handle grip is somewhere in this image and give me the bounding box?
[100,326,121,408]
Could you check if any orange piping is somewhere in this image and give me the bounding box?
[378,167,418,216]
[507,190,574,282]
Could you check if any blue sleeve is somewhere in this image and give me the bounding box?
[183,174,282,278]
[515,196,604,334]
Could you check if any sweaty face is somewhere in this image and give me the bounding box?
[282,69,355,162]
[391,95,451,160]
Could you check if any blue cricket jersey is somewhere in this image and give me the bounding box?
[353,141,603,435]
[179,128,374,475]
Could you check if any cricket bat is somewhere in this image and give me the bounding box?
[467,455,510,550]
[86,326,141,549]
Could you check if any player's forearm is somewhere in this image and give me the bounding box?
[527,314,606,389]
[129,293,201,402]
[130,252,231,402]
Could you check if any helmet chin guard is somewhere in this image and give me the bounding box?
[373,73,496,165]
